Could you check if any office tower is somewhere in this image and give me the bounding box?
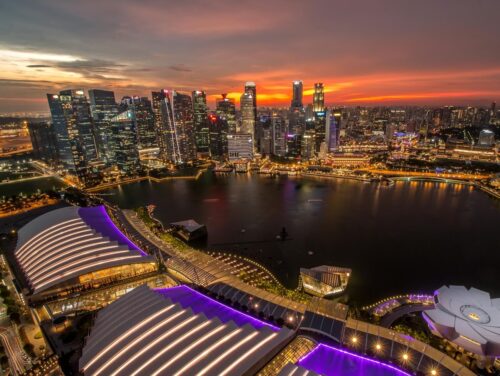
[208,113,228,159]
[216,94,237,134]
[291,80,303,109]
[301,130,316,159]
[289,108,305,135]
[244,81,257,112]
[47,90,100,185]
[158,90,196,164]
[286,134,302,159]
[314,111,326,152]
[27,121,58,164]
[326,110,341,153]
[240,92,256,136]
[192,90,209,155]
[478,129,495,146]
[89,89,118,164]
[109,110,141,176]
[260,127,272,155]
[152,90,168,158]
[128,97,157,150]
[491,102,497,123]
[227,134,253,161]
[313,83,325,113]
[271,112,287,157]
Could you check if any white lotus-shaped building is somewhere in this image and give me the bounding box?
[423,285,500,357]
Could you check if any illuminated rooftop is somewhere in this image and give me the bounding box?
[79,285,292,376]
[288,343,411,376]
[15,205,154,294]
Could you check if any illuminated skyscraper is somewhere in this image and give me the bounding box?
[291,80,303,109]
[47,90,100,185]
[271,112,287,157]
[313,83,325,113]
[109,110,141,176]
[326,110,341,152]
[240,92,256,137]
[207,113,228,159]
[244,81,257,112]
[158,91,196,164]
[128,97,156,150]
[216,94,237,133]
[152,90,168,158]
[89,89,118,164]
[192,90,209,155]
[27,121,57,165]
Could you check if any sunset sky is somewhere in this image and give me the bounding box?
[1,0,500,112]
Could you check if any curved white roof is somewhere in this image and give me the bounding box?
[423,285,500,356]
[15,206,154,294]
[79,285,292,376]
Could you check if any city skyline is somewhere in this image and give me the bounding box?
[1,0,500,113]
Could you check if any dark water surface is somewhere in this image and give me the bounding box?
[103,173,500,305]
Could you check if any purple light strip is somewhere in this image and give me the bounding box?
[298,343,412,376]
[80,206,148,256]
[154,285,280,331]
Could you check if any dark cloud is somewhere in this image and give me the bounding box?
[169,64,192,72]
[26,64,51,68]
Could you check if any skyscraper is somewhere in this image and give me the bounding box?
[313,83,325,113]
[326,110,341,153]
[158,91,196,164]
[136,97,157,149]
[291,80,303,109]
[109,110,141,176]
[216,94,237,134]
[47,90,100,186]
[271,112,287,157]
[240,92,256,137]
[89,89,118,164]
[152,90,168,158]
[208,113,228,159]
[27,121,58,164]
[244,81,257,112]
[192,90,209,155]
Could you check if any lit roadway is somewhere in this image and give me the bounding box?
[0,327,29,375]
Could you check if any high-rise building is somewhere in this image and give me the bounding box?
[27,121,58,164]
[271,112,287,157]
[227,134,253,161]
[158,91,196,164]
[301,130,316,159]
[244,81,257,113]
[109,110,141,177]
[128,97,157,150]
[314,111,327,152]
[152,90,168,158]
[291,80,303,109]
[89,89,118,164]
[313,83,325,113]
[47,90,100,186]
[216,94,237,134]
[192,91,209,155]
[478,129,495,146]
[326,110,341,152]
[207,113,228,159]
[289,108,305,135]
[286,134,302,159]
[240,92,256,137]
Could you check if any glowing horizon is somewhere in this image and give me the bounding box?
[1,1,499,112]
